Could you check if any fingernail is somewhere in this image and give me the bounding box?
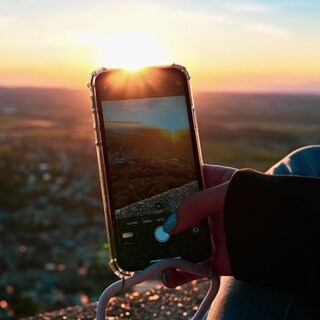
[161,273,168,285]
[163,213,177,233]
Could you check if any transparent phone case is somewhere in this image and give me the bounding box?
[88,64,206,277]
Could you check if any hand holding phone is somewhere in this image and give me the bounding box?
[162,164,235,288]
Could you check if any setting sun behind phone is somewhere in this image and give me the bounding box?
[100,31,167,70]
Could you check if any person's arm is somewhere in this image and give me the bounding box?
[225,169,320,290]
[163,168,320,290]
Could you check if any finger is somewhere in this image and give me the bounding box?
[161,269,204,288]
[203,164,236,188]
[163,181,229,234]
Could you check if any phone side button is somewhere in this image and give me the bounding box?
[154,226,170,242]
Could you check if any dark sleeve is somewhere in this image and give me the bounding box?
[224,169,320,290]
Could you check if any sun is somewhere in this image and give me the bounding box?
[100,32,168,70]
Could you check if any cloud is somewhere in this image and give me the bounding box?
[134,5,233,25]
[228,2,272,13]
[244,22,291,37]
[176,11,232,24]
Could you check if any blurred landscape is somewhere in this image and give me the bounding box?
[195,92,320,170]
[1,87,320,318]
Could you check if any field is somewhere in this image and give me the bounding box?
[194,92,320,171]
[1,88,319,171]
[0,87,320,318]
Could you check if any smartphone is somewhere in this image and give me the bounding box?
[88,65,212,275]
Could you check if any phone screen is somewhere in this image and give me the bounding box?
[96,68,211,270]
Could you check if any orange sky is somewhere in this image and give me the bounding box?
[1,0,320,93]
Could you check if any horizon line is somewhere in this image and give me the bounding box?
[1,85,320,96]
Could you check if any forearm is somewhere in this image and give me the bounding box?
[224,169,320,290]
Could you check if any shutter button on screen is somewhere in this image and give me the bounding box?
[154,226,170,242]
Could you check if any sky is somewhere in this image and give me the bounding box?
[1,0,320,93]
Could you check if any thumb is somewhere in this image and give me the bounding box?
[163,181,229,234]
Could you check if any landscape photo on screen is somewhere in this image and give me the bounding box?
[102,95,199,219]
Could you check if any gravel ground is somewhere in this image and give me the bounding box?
[27,280,210,320]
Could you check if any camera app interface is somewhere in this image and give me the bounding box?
[102,94,208,267]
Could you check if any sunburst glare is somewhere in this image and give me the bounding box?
[99,32,168,70]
